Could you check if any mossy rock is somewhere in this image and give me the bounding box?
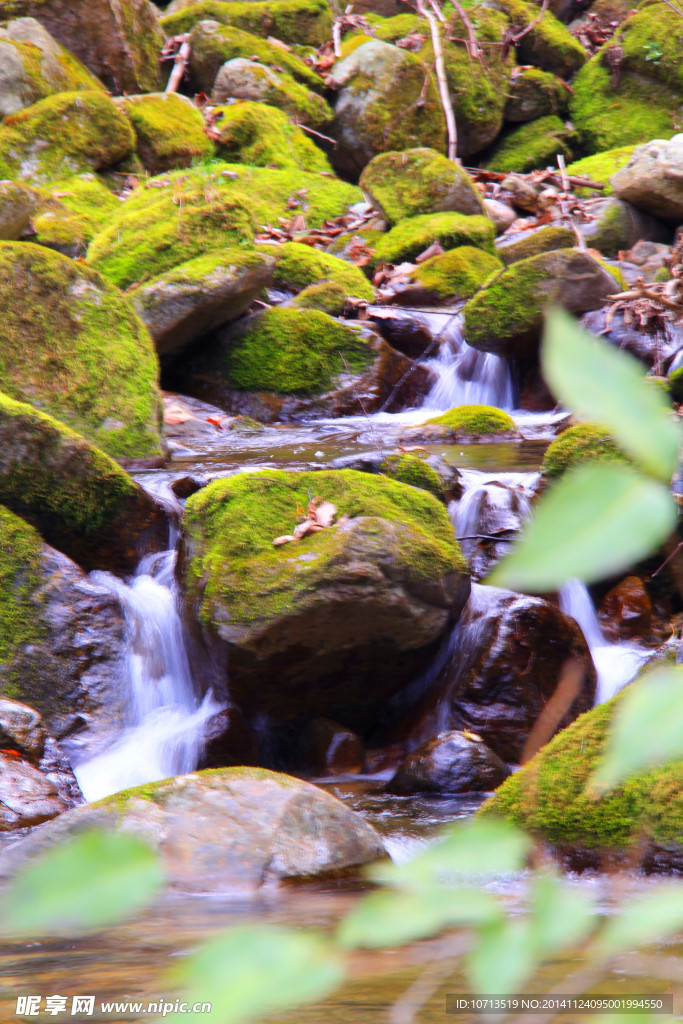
[566,146,636,197]
[289,280,348,316]
[0,393,167,573]
[542,422,628,478]
[569,56,683,154]
[116,93,215,175]
[0,15,104,118]
[379,454,446,501]
[179,469,469,730]
[0,179,39,240]
[0,505,44,678]
[327,39,446,179]
[490,0,587,77]
[398,246,503,305]
[209,102,330,172]
[498,225,576,266]
[483,115,576,174]
[213,58,331,126]
[188,20,323,94]
[504,67,569,122]
[0,242,163,461]
[480,688,683,871]
[160,0,333,47]
[374,212,495,266]
[0,91,134,185]
[31,174,120,256]
[86,163,362,289]
[359,148,484,224]
[426,404,518,437]
[463,249,618,359]
[362,12,422,42]
[261,241,374,302]
[606,0,683,92]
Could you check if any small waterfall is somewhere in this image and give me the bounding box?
[452,469,539,580]
[423,314,514,412]
[74,549,222,802]
[559,579,648,703]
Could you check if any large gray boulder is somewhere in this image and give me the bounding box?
[611,134,683,223]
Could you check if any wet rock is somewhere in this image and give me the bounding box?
[611,134,683,222]
[200,707,260,768]
[0,754,69,830]
[327,40,445,179]
[360,148,485,224]
[131,250,275,358]
[0,17,103,118]
[4,0,164,93]
[464,249,618,359]
[0,697,45,763]
[578,198,670,258]
[497,225,576,266]
[213,58,330,126]
[178,469,470,734]
[599,576,653,642]
[299,718,365,776]
[453,477,535,580]
[329,451,461,504]
[401,406,521,445]
[387,730,510,795]
[0,768,386,890]
[388,247,503,307]
[581,308,683,372]
[367,308,440,359]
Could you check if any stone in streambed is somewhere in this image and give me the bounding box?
[388,731,510,795]
[599,576,653,642]
[542,422,629,479]
[0,697,45,763]
[483,115,576,175]
[0,768,386,890]
[373,211,495,266]
[329,451,462,504]
[504,68,569,123]
[261,241,374,303]
[401,405,520,445]
[611,134,683,223]
[360,148,485,224]
[388,247,502,307]
[299,718,365,776]
[577,198,670,258]
[0,753,69,829]
[497,226,576,266]
[178,469,470,733]
[30,173,120,257]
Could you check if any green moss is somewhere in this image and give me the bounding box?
[32,174,119,255]
[213,59,331,126]
[290,280,348,316]
[189,22,324,93]
[87,163,362,289]
[0,91,135,185]
[359,148,484,225]
[374,212,495,265]
[210,307,374,395]
[569,58,682,154]
[611,0,683,92]
[425,404,516,434]
[484,115,576,174]
[160,0,333,46]
[566,146,636,197]
[0,242,162,461]
[498,226,576,266]
[363,13,422,42]
[0,31,103,110]
[262,241,374,301]
[491,0,587,77]
[380,454,444,501]
[0,505,44,675]
[210,102,329,172]
[480,688,683,856]
[181,468,467,627]
[505,67,569,121]
[542,422,628,478]
[119,93,215,173]
[409,246,502,301]
[669,368,683,404]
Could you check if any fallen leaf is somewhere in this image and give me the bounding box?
[206,416,223,430]
[273,535,296,546]
[293,520,325,539]
[164,403,194,425]
[315,500,337,528]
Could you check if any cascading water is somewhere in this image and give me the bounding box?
[74,547,221,802]
[423,313,514,412]
[559,579,648,703]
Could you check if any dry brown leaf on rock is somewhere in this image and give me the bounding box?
[272,496,338,546]
[164,403,194,425]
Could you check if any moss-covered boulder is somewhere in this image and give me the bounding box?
[497,225,576,266]
[188,19,323,94]
[402,405,520,444]
[86,163,362,289]
[463,249,618,359]
[208,101,330,172]
[0,180,38,239]
[0,766,386,890]
[542,422,628,478]
[131,249,275,357]
[327,40,446,179]
[566,146,635,197]
[359,148,485,224]
[390,246,502,307]
[491,0,587,77]
[179,469,470,731]
[374,212,495,266]
[213,58,331,126]
[0,16,103,118]
[504,67,569,122]
[0,393,167,572]
[178,307,431,421]
[289,280,348,316]
[483,115,576,174]
[0,91,134,185]
[0,0,164,94]
[261,241,374,302]
[480,690,683,871]
[578,197,668,258]
[116,93,214,175]
[31,174,120,257]
[160,0,333,46]
[0,243,163,461]
[611,135,683,222]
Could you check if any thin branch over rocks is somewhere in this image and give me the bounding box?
[415,0,459,162]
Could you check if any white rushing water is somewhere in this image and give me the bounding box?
[559,579,648,703]
[422,314,514,413]
[74,549,221,802]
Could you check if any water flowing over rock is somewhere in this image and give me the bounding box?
[0,768,386,891]
[388,730,510,796]
[452,469,538,580]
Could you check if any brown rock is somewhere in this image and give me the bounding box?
[599,576,652,641]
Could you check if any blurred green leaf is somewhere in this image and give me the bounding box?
[542,308,680,482]
[488,463,677,591]
[367,818,531,888]
[589,666,683,795]
[164,925,344,1024]
[467,918,536,995]
[0,829,163,937]
[529,873,595,954]
[596,885,683,955]
[338,887,501,950]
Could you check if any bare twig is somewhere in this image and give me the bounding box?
[416,0,459,161]
[165,35,191,94]
[557,153,570,192]
[509,0,550,44]
[293,120,338,146]
[332,18,343,57]
[448,0,480,58]
[649,539,683,579]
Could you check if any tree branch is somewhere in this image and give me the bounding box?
[416,0,459,161]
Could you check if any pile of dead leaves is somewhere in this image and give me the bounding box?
[254,202,376,265]
[606,234,683,332]
[273,495,345,546]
